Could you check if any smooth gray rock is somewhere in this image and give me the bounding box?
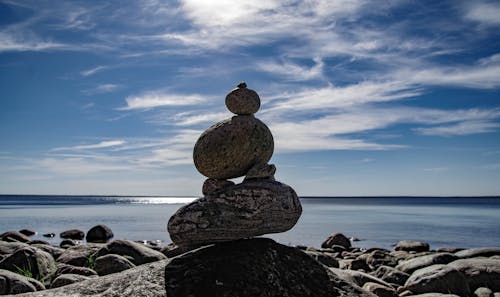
[402,294,460,297]
[396,253,458,274]
[94,240,166,265]
[455,247,500,259]
[305,250,339,267]
[0,241,29,255]
[16,259,169,297]
[94,254,136,276]
[448,258,500,291]
[244,163,276,180]
[403,264,470,296]
[372,265,409,286]
[0,231,31,243]
[394,240,430,252]
[0,247,56,282]
[31,244,65,260]
[474,287,494,297]
[225,82,261,115]
[322,233,352,249]
[329,267,393,288]
[59,229,85,240]
[57,244,103,267]
[168,179,302,247]
[360,249,399,269]
[0,269,44,294]
[18,230,36,237]
[55,263,97,277]
[86,225,114,243]
[193,115,274,179]
[59,239,78,249]
[201,178,235,195]
[165,238,376,297]
[50,273,91,288]
[362,282,398,297]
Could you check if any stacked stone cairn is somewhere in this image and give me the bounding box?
[168,82,302,248]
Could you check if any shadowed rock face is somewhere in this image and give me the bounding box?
[165,238,376,297]
[168,180,302,247]
[193,115,274,179]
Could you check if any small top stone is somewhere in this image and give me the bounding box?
[225,82,260,115]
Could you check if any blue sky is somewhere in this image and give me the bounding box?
[1,0,500,196]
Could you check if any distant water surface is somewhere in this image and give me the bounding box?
[1,195,499,249]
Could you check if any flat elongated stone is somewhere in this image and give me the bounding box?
[193,115,274,179]
[168,180,302,247]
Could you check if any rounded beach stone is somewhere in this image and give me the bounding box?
[193,115,274,179]
[225,82,261,115]
[87,224,114,243]
[60,229,85,240]
[321,233,352,249]
[202,178,235,195]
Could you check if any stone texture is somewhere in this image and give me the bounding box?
[330,267,393,288]
[403,264,470,296]
[94,240,166,265]
[448,258,500,291]
[193,115,274,179]
[0,231,31,243]
[50,273,91,288]
[0,241,29,256]
[0,269,44,294]
[0,246,56,282]
[18,229,36,237]
[57,244,103,267]
[94,254,136,276]
[362,249,399,268]
[322,233,352,249]
[304,250,339,267]
[396,253,458,274]
[372,265,410,286]
[31,244,65,260]
[394,240,430,252]
[244,163,276,180]
[165,238,376,297]
[362,282,399,297]
[15,259,169,297]
[86,225,114,243]
[202,178,235,195]
[55,263,97,277]
[225,82,261,115]
[455,247,500,259]
[59,229,85,240]
[474,287,494,297]
[60,239,77,249]
[168,179,302,247]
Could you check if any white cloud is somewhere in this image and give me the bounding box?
[264,81,421,112]
[415,121,500,136]
[0,32,69,53]
[81,65,108,76]
[172,111,230,126]
[52,140,126,151]
[120,92,208,110]
[465,2,500,25]
[257,57,325,81]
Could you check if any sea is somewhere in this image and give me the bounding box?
[1,195,499,250]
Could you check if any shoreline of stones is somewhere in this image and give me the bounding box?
[1,228,499,296]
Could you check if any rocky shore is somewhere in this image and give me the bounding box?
[2,83,499,296]
[0,227,499,296]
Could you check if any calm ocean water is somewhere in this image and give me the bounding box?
[1,195,499,249]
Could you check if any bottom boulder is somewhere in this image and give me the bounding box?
[165,238,376,297]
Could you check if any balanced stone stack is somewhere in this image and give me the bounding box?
[168,82,302,248]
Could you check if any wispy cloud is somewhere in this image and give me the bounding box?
[52,140,126,151]
[80,65,108,76]
[415,121,500,136]
[257,57,325,81]
[464,2,500,25]
[0,32,69,53]
[120,92,209,110]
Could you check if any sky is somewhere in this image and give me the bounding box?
[1,0,500,196]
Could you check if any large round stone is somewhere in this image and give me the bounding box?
[193,115,274,179]
[225,83,261,115]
